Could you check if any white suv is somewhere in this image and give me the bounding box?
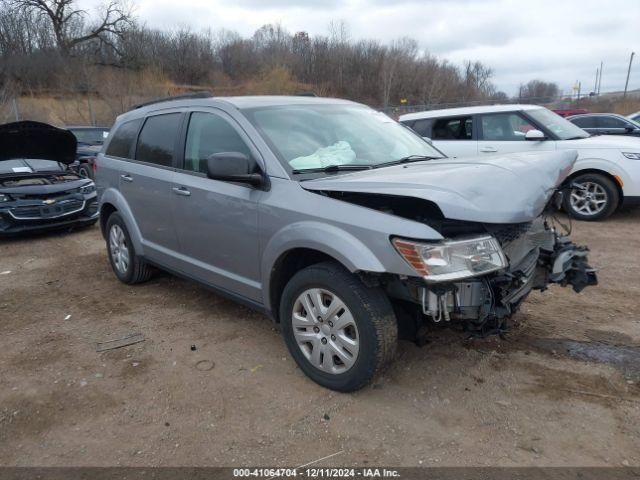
[400,105,640,221]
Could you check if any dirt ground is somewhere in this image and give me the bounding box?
[1,210,639,467]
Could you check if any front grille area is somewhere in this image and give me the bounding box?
[492,222,533,245]
[9,198,85,220]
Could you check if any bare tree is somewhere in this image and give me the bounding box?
[9,0,133,55]
[518,79,559,103]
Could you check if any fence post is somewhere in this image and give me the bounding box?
[12,98,19,121]
[87,95,96,126]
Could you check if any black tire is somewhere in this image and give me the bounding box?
[105,212,153,284]
[563,173,619,221]
[78,163,94,179]
[280,261,398,392]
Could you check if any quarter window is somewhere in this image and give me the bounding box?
[184,112,251,174]
[105,119,142,159]
[409,118,434,137]
[480,113,535,141]
[135,113,182,167]
[431,116,473,140]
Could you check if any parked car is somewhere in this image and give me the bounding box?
[66,126,110,179]
[96,95,596,391]
[628,111,640,123]
[0,121,99,236]
[400,105,640,221]
[567,113,640,137]
[553,108,589,118]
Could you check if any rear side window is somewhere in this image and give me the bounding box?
[105,119,142,159]
[431,116,473,140]
[571,116,597,128]
[599,116,627,128]
[135,113,182,167]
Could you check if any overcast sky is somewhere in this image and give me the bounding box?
[86,0,639,96]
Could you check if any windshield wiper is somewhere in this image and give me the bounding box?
[372,154,441,169]
[292,164,372,174]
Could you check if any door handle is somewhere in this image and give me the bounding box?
[480,147,498,153]
[172,186,191,197]
[120,174,133,182]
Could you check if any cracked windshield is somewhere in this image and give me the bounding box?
[245,104,444,172]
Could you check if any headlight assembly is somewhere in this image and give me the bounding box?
[622,152,640,160]
[79,182,96,194]
[0,193,10,203]
[393,235,507,282]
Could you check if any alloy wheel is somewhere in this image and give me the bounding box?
[109,224,130,274]
[570,181,608,216]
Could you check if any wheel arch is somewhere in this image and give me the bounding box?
[98,188,144,254]
[99,202,118,238]
[268,248,344,323]
[262,222,387,322]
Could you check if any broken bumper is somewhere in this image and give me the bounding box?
[405,223,597,334]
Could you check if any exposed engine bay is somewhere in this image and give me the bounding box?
[393,217,595,338]
[1,172,82,187]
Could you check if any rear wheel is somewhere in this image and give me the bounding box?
[564,173,619,221]
[280,262,397,392]
[105,212,153,284]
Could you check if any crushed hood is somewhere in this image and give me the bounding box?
[0,121,77,164]
[301,150,577,224]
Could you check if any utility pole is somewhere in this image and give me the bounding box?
[624,52,635,98]
[577,81,581,101]
[598,61,603,95]
[594,67,599,94]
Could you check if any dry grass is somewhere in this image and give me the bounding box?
[2,64,638,127]
[1,66,322,127]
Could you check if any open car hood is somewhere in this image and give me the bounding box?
[300,150,577,224]
[0,121,77,164]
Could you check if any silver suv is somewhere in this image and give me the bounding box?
[96,94,596,391]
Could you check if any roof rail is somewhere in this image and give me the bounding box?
[295,92,317,97]
[132,91,214,109]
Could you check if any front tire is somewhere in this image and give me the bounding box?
[105,212,153,284]
[564,173,619,221]
[280,262,398,392]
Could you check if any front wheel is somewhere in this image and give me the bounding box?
[564,173,619,221]
[280,262,398,392]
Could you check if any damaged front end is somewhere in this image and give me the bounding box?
[388,213,597,338]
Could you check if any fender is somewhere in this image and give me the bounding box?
[260,221,387,311]
[572,156,628,191]
[99,187,145,255]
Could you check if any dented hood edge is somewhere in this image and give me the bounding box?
[300,150,578,224]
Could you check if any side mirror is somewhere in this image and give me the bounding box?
[525,129,546,141]
[206,152,265,188]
